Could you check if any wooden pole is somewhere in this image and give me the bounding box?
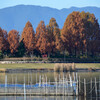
[76,73,78,81]
[91,78,92,96]
[46,76,47,94]
[55,77,57,95]
[30,73,32,97]
[31,73,32,86]
[76,79,78,96]
[74,72,75,81]
[95,77,97,97]
[99,76,100,97]
[28,73,29,85]
[15,75,17,94]
[79,76,81,94]
[36,73,37,84]
[84,78,86,97]
[24,77,26,100]
[59,74,60,87]
[5,75,7,94]
[63,74,64,95]
[90,78,92,100]
[12,75,13,84]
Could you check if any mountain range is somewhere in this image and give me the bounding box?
[0,5,100,34]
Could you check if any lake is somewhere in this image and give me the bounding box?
[0,71,99,100]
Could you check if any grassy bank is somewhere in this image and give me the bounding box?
[0,63,100,69]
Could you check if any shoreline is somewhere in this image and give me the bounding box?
[0,68,100,73]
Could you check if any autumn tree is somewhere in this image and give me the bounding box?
[0,27,4,51]
[35,21,48,54]
[46,18,62,56]
[2,29,9,53]
[8,30,19,55]
[61,11,100,57]
[80,12,100,57]
[21,21,35,55]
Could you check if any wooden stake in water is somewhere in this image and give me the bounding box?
[59,74,60,87]
[76,73,78,81]
[31,73,32,87]
[28,73,29,85]
[91,78,92,96]
[79,76,81,94]
[5,75,7,88]
[5,75,7,93]
[12,75,13,84]
[15,75,17,94]
[24,77,26,100]
[63,74,65,95]
[95,77,97,97]
[76,79,78,96]
[46,76,47,94]
[36,73,37,84]
[55,77,57,95]
[99,76,100,97]
[84,78,86,97]
[74,72,75,81]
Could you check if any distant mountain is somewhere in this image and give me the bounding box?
[0,5,100,34]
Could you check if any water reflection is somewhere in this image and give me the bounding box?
[0,96,99,100]
[0,72,99,84]
[0,96,78,100]
[0,72,100,100]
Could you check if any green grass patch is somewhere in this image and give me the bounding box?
[0,63,100,69]
[0,63,54,69]
[75,63,100,68]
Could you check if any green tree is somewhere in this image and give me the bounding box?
[0,51,3,59]
[17,39,26,57]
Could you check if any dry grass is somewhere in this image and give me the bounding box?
[75,63,100,69]
[0,63,99,70]
[54,63,76,72]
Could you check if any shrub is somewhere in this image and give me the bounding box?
[0,51,3,59]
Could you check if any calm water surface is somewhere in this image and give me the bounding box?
[0,72,99,100]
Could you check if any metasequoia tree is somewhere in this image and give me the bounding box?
[81,12,100,56]
[35,21,48,54]
[8,30,19,54]
[0,28,4,51]
[2,29,9,52]
[21,21,35,54]
[46,18,61,56]
[61,11,100,57]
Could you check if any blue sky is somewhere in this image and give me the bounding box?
[0,0,100,9]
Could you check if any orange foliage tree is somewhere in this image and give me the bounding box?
[2,29,9,52]
[35,21,48,54]
[0,28,4,51]
[61,11,100,57]
[46,18,62,56]
[21,21,35,55]
[8,30,19,54]
[81,12,100,56]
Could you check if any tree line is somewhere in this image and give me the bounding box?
[0,11,100,59]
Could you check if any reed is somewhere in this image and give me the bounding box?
[54,63,76,72]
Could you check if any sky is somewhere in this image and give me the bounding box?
[0,0,100,9]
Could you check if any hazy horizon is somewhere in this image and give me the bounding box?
[0,0,100,9]
[0,4,100,10]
